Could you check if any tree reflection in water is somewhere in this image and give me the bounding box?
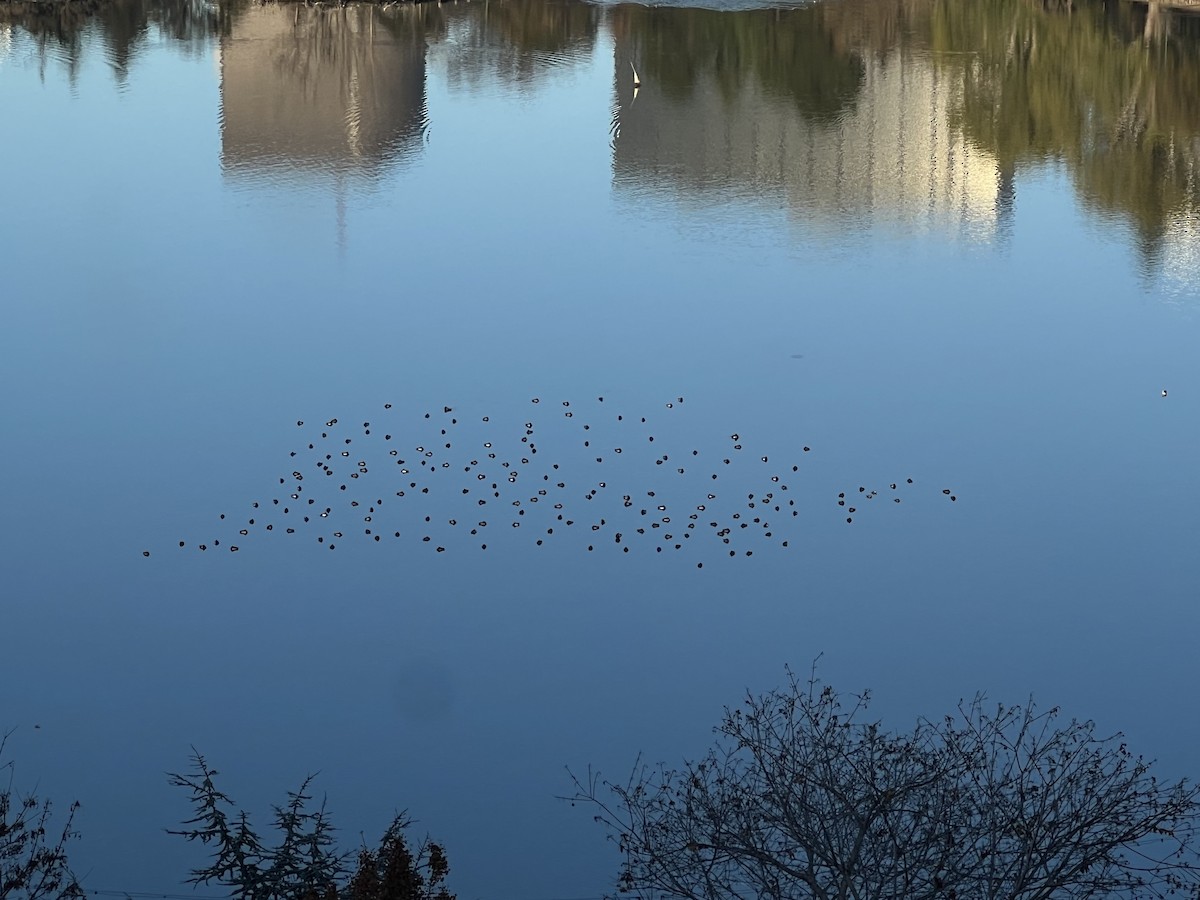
[3,0,1200,267]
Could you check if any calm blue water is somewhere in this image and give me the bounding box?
[2,0,1200,897]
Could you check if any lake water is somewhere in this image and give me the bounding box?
[3,0,1200,896]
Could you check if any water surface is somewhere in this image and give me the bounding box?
[2,0,1200,897]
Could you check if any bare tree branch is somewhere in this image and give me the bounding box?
[567,670,1200,900]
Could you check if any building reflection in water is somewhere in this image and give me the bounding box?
[609,5,1008,243]
[216,0,602,185]
[7,0,1195,275]
[218,3,434,183]
[217,3,448,250]
[606,0,1200,277]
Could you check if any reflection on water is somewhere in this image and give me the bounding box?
[5,0,1200,270]
[439,0,600,92]
[0,0,112,81]
[608,0,1200,261]
[930,0,1200,277]
[6,0,1200,897]
[0,0,228,82]
[96,0,227,78]
[610,5,1008,242]
[218,3,434,181]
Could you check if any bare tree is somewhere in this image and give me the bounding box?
[568,668,1200,900]
[0,731,84,900]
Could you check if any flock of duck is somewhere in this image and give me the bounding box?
[152,397,957,562]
